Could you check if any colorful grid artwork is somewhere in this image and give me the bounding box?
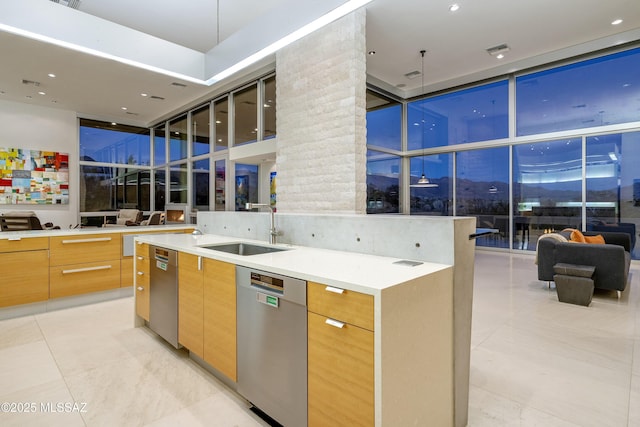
[0,148,69,205]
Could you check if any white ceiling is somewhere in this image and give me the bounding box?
[0,0,639,127]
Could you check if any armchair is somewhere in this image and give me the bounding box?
[140,211,165,226]
[104,209,143,227]
[537,230,631,292]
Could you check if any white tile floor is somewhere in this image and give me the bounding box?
[0,250,638,426]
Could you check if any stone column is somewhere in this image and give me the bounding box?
[275,10,367,214]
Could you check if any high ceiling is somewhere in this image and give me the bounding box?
[0,0,639,127]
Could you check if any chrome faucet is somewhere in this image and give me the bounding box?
[246,203,277,244]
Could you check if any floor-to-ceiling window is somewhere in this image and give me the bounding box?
[586,131,640,257]
[456,147,509,247]
[366,90,401,213]
[79,74,276,223]
[79,119,151,226]
[367,45,640,258]
[513,138,583,250]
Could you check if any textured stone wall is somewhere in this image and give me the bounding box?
[275,10,367,213]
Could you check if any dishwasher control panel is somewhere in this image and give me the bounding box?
[250,271,284,293]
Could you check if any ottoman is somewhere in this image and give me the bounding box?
[553,263,596,307]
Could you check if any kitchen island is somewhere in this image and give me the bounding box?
[134,232,455,427]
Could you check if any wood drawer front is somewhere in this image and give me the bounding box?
[50,260,121,299]
[136,278,150,321]
[135,242,150,258]
[307,281,374,331]
[135,256,150,286]
[308,311,374,427]
[0,250,49,308]
[50,233,120,266]
[0,237,49,253]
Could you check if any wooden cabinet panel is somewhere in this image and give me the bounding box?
[308,281,374,331]
[308,311,374,427]
[135,246,150,321]
[50,233,120,266]
[203,258,237,381]
[0,250,49,308]
[0,237,49,253]
[121,257,133,287]
[178,252,204,357]
[50,260,121,299]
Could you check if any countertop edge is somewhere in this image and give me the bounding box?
[135,233,452,295]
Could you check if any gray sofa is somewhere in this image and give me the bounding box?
[537,231,631,292]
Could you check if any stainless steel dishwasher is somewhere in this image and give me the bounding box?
[149,246,180,348]
[236,266,307,427]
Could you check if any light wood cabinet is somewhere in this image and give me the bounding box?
[121,257,134,288]
[307,281,374,331]
[203,258,237,381]
[49,233,120,266]
[49,232,121,298]
[308,283,375,427]
[178,252,204,357]
[0,236,48,253]
[134,242,150,320]
[0,249,49,308]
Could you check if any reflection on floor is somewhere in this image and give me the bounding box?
[0,251,638,426]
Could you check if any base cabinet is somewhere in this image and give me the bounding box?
[178,252,204,357]
[307,282,375,427]
[134,242,150,320]
[203,258,237,382]
[0,249,49,307]
[49,233,121,298]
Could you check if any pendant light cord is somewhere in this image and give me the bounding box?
[420,50,426,178]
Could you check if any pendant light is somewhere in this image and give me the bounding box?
[410,49,438,188]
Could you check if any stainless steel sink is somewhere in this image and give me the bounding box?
[199,242,290,256]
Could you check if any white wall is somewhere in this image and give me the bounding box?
[0,99,78,228]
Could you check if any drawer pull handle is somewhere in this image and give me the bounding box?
[137,256,144,260]
[61,237,112,244]
[62,265,112,274]
[198,256,202,271]
[8,237,21,241]
[325,318,345,329]
[137,271,144,276]
[325,286,345,294]
[137,286,144,291]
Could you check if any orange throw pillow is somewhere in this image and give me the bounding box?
[584,234,605,244]
[570,229,586,243]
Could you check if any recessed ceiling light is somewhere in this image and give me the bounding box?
[141,93,148,97]
[368,50,376,55]
[38,91,46,95]
[487,43,510,58]
[449,4,460,12]
[121,107,127,110]
[111,122,117,125]
[47,73,56,78]
[611,19,623,25]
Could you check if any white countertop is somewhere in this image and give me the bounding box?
[135,233,452,295]
[0,224,192,239]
